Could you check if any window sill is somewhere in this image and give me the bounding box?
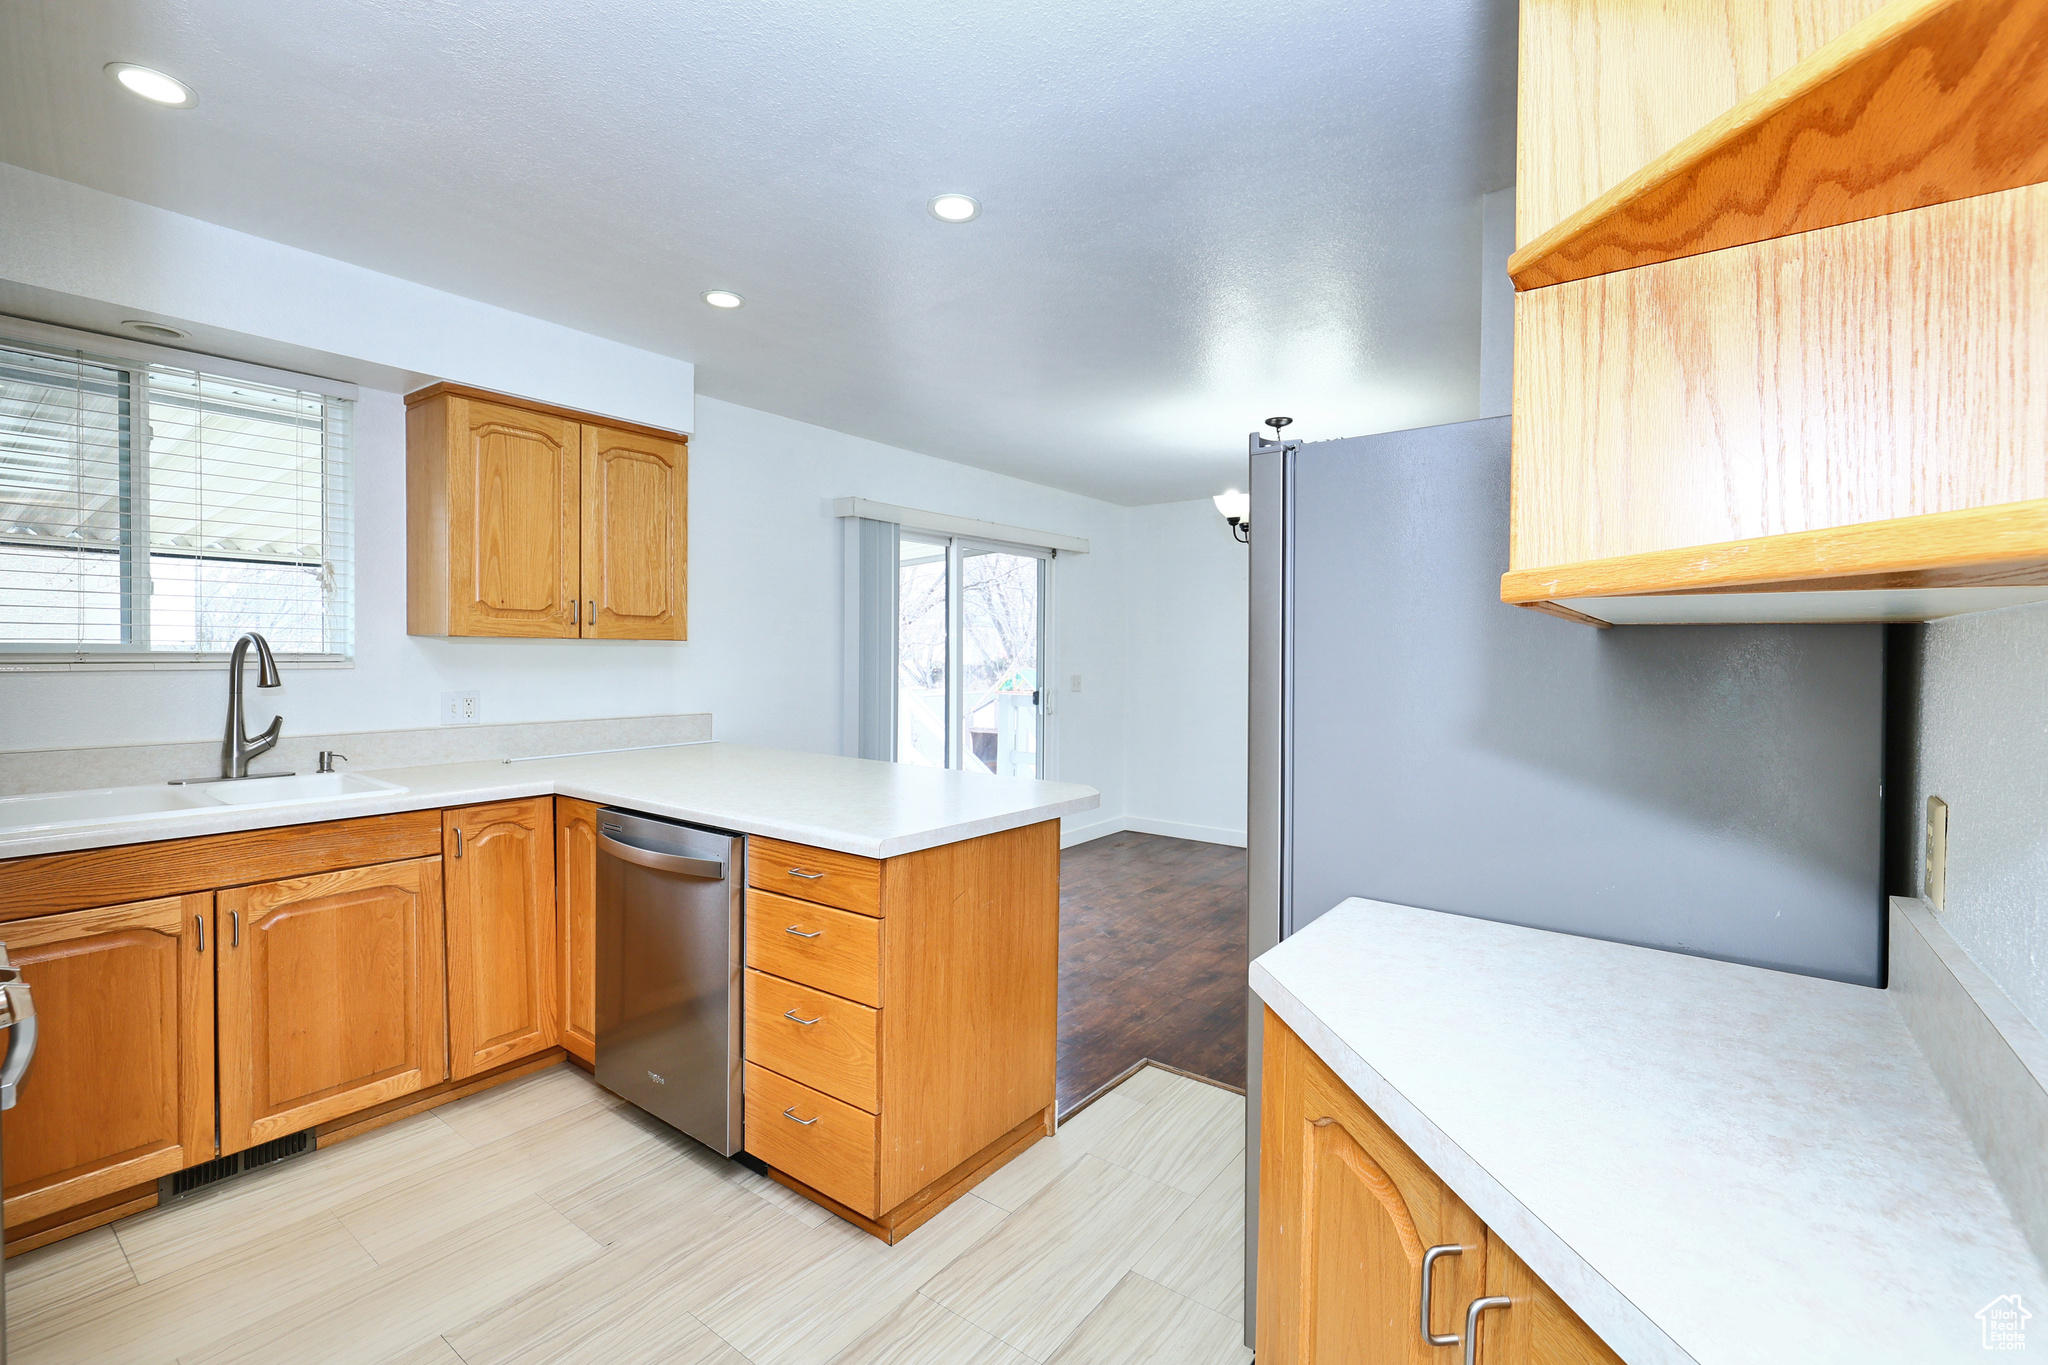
[0,655,354,673]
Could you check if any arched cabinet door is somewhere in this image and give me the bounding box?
[1258,1008,1487,1364]
[444,798,558,1079]
[579,423,688,640]
[218,859,447,1153]
[1,894,215,1228]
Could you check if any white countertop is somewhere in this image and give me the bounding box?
[1251,898,2048,1365]
[0,743,1099,861]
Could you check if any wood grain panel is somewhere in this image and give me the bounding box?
[747,836,882,917]
[1256,1008,1490,1365]
[1504,498,2048,602]
[1513,0,2048,289]
[875,819,1058,1212]
[1510,183,2048,571]
[450,397,581,638]
[444,799,556,1080]
[0,811,443,923]
[1518,0,1889,243]
[554,797,599,1065]
[579,424,687,641]
[745,888,882,1007]
[1,895,214,1228]
[744,969,880,1112]
[744,1061,880,1216]
[1481,1231,1627,1364]
[217,857,447,1152]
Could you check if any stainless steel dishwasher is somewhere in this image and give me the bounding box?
[593,808,744,1156]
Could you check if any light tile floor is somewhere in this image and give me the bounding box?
[7,1063,1251,1365]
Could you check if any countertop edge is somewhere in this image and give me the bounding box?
[0,757,1102,862]
[1249,958,1697,1365]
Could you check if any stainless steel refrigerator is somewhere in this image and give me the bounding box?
[1242,415,1884,1335]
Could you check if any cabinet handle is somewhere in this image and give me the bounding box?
[1463,1297,1511,1365]
[454,828,464,858]
[231,910,241,948]
[785,926,822,938]
[588,598,595,626]
[784,1009,822,1026]
[195,915,206,953]
[1421,1244,1463,1346]
[572,599,579,626]
[782,1106,819,1126]
[787,868,824,880]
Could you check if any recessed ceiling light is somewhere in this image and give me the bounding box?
[928,194,981,223]
[702,290,745,309]
[105,63,195,107]
[121,319,190,340]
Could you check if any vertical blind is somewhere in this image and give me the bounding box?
[0,339,353,660]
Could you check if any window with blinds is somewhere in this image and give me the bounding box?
[0,339,353,662]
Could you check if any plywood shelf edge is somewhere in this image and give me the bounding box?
[1501,498,2048,604]
[1509,0,2048,290]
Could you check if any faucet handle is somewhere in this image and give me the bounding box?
[317,751,348,774]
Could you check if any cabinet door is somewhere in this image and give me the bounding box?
[445,799,557,1079]
[579,423,687,640]
[1258,1007,1487,1364]
[1478,1232,1625,1365]
[219,860,446,1153]
[449,397,581,637]
[555,797,599,1064]
[0,895,214,1227]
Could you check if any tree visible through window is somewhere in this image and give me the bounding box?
[896,532,1042,777]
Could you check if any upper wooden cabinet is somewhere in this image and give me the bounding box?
[407,384,687,640]
[1506,0,2048,626]
[444,799,557,1080]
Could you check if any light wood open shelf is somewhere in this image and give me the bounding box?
[1509,0,2048,291]
[1503,498,2048,624]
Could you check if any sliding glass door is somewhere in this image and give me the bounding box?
[896,535,1045,777]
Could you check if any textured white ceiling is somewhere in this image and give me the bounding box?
[0,0,1516,504]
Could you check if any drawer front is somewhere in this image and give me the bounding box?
[745,1062,879,1215]
[745,970,879,1112]
[746,890,882,1006]
[748,837,882,917]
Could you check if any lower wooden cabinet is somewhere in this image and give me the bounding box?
[555,797,599,1063]
[218,858,449,1153]
[443,799,558,1079]
[0,895,215,1227]
[1259,1009,1620,1364]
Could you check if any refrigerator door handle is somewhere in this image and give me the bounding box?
[0,976,38,1111]
[597,831,727,880]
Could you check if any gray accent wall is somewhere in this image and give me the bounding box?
[1892,601,2048,1034]
[1284,417,1886,985]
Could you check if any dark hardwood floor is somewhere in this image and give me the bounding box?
[1058,830,1249,1116]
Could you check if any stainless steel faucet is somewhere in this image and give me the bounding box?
[222,632,285,779]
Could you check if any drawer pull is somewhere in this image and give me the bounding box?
[783,1105,819,1126]
[784,1009,822,1026]
[1463,1297,1511,1365]
[1421,1244,1463,1346]
[787,867,825,880]
[785,925,823,938]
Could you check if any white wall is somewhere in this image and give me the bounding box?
[1107,498,1250,847]
[1903,600,2048,1034]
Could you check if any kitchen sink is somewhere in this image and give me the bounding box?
[199,772,406,806]
[0,772,409,836]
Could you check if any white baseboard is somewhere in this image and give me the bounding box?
[1059,814,1247,850]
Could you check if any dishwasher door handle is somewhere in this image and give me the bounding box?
[598,831,728,880]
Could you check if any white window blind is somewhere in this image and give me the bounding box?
[0,338,353,663]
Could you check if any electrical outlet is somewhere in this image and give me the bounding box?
[1925,795,1949,910]
[440,691,480,726]
[1070,674,1083,692]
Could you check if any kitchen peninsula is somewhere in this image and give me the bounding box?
[0,741,1098,1255]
